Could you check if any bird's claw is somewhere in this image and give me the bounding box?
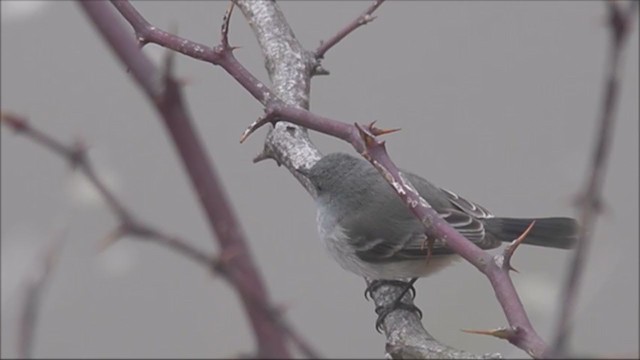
[375,302,423,333]
[364,279,416,301]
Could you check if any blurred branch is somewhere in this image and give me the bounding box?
[0,112,213,269]
[0,111,320,359]
[16,226,67,359]
[78,1,291,357]
[550,1,638,356]
[77,1,327,357]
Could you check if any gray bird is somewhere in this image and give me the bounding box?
[305,152,578,328]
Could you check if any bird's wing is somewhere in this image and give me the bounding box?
[440,187,494,220]
[350,172,500,263]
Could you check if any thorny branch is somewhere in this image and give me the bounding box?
[0,113,214,268]
[79,1,293,357]
[550,1,638,356]
[104,0,551,357]
[313,0,385,73]
[0,112,320,359]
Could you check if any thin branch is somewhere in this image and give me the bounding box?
[314,0,385,60]
[16,226,67,359]
[550,1,638,356]
[240,99,547,357]
[79,1,299,357]
[1,112,320,359]
[0,113,214,270]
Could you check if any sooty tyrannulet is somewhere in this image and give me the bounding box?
[304,152,578,327]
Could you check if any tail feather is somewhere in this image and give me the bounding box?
[485,217,579,249]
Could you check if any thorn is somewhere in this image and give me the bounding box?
[239,112,275,143]
[312,64,330,76]
[96,226,126,253]
[367,120,401,136]
[253,147,277,164]
[359,14,377,25]
[372,127,400,137]
[461,326,517,340]
[508,263,520,274]
[355,122,378,148]
[503,220,535,271]
[211,246,242,276]
[220,1,235,49]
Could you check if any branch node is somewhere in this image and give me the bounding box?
[211,246,242,276]
[502,220,535,272]
[573,192,606,214]
[97,225,127,253]
[135,33,149,48]
[68,139,89,169]
[359,14,377,25]
[1,111,28,132]
[355,122,389,152]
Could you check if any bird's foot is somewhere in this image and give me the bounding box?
[364,279,416,300]
[375,301,423,333]
[365,278,421,333]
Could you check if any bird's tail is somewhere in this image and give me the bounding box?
[484,217,578,249]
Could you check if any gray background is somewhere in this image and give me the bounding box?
[1,1,638,358]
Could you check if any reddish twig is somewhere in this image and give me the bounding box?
[16,225,67,359]
[314,0,386,60]
[78,1,316,357]
[0,113,214,268]
[550,1,638,356]
[1,111,321,359]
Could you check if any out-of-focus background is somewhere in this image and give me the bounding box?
[2,1,638,358]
